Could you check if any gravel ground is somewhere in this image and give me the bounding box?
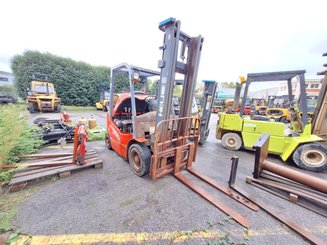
[9,111,327,244]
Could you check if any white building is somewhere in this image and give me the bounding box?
[248,78,321,99]
[0,71,14,86]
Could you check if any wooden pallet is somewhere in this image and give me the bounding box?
[8,150,103,192]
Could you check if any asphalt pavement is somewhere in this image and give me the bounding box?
[9,110,327,244]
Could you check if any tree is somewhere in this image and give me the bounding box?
[11,51,110,106]
[0,85,17,96]
[148,79,158,95]
[220,82,237,88]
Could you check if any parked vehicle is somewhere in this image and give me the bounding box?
[95,99,109,111]
[216,70,327,172]
[26,73,61,113]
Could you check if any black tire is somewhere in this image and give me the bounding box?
[105,133,112,150]
[102,106,108,112]
[128,143,151,177]
[56,103,61,113]
[199,128,209,145]
[293,143,327,172]
[221,132,242,151]
[279,116,286,123]
[28,102,35,113]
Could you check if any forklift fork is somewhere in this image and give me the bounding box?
[150,117,255,228]
[151,18,255,228]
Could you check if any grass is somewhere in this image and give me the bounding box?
[87,126,106,141]
[0,105,44,184]
[14,100,26,110]
[0,105,25,165]
[62,105,96,111]
[12,101,96,112]
[119,198,138,208]
[0,189,35,233]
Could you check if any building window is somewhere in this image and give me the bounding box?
[310,84,319,89]
[0,77,9,82]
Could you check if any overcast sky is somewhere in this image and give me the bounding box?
[1,0,326,84]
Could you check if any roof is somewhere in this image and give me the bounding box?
[247,70,306,82]
[112,63,160,78]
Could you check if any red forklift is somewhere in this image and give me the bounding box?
[105,64,160,176]
[105,18,256,228]
[105,17,204,179]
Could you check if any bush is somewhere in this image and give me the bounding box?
[11,51,111,106]
[0,105,43,183]
[0,105,24,165]
[0,85,17,97]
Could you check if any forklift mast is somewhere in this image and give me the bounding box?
[155,18,204,137]
[199,80,217,145]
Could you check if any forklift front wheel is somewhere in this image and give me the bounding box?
[293,143,327,172]
[105,134,112,150]
[56,104,61,113]
[28,102,35,113]
[128,143,151,177]
[199,129,209,145]
[221,132,242,151]
[279,116,286,123]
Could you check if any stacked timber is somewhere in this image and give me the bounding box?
[4,149,103,191]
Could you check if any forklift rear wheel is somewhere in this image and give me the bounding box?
[221,132,242,151]
[128,143,151,177]
[105,134,112,150]
[102,106,108,112]
[293,143,327,172]
[28,102,35,113]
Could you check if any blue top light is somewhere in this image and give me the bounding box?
[159,17,176,28]
[202,80,216,83]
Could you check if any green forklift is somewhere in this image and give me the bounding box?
[216,70,327,172]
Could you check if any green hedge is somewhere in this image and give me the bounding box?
[11,51,111,106]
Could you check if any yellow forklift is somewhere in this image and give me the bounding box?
[26,73,61,113]
[216,70,327,172]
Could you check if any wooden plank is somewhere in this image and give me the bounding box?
[59,171,71,178]
[9,158,103,185]
[24,161,73,167]
[10,183,27,192]
[18,150,96,159]
[12,166,64,178]
[11,153,100,178]
[17,152,98,168]
[18,153,73,158]
[0,164,16,169]
[14,166,44,173]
